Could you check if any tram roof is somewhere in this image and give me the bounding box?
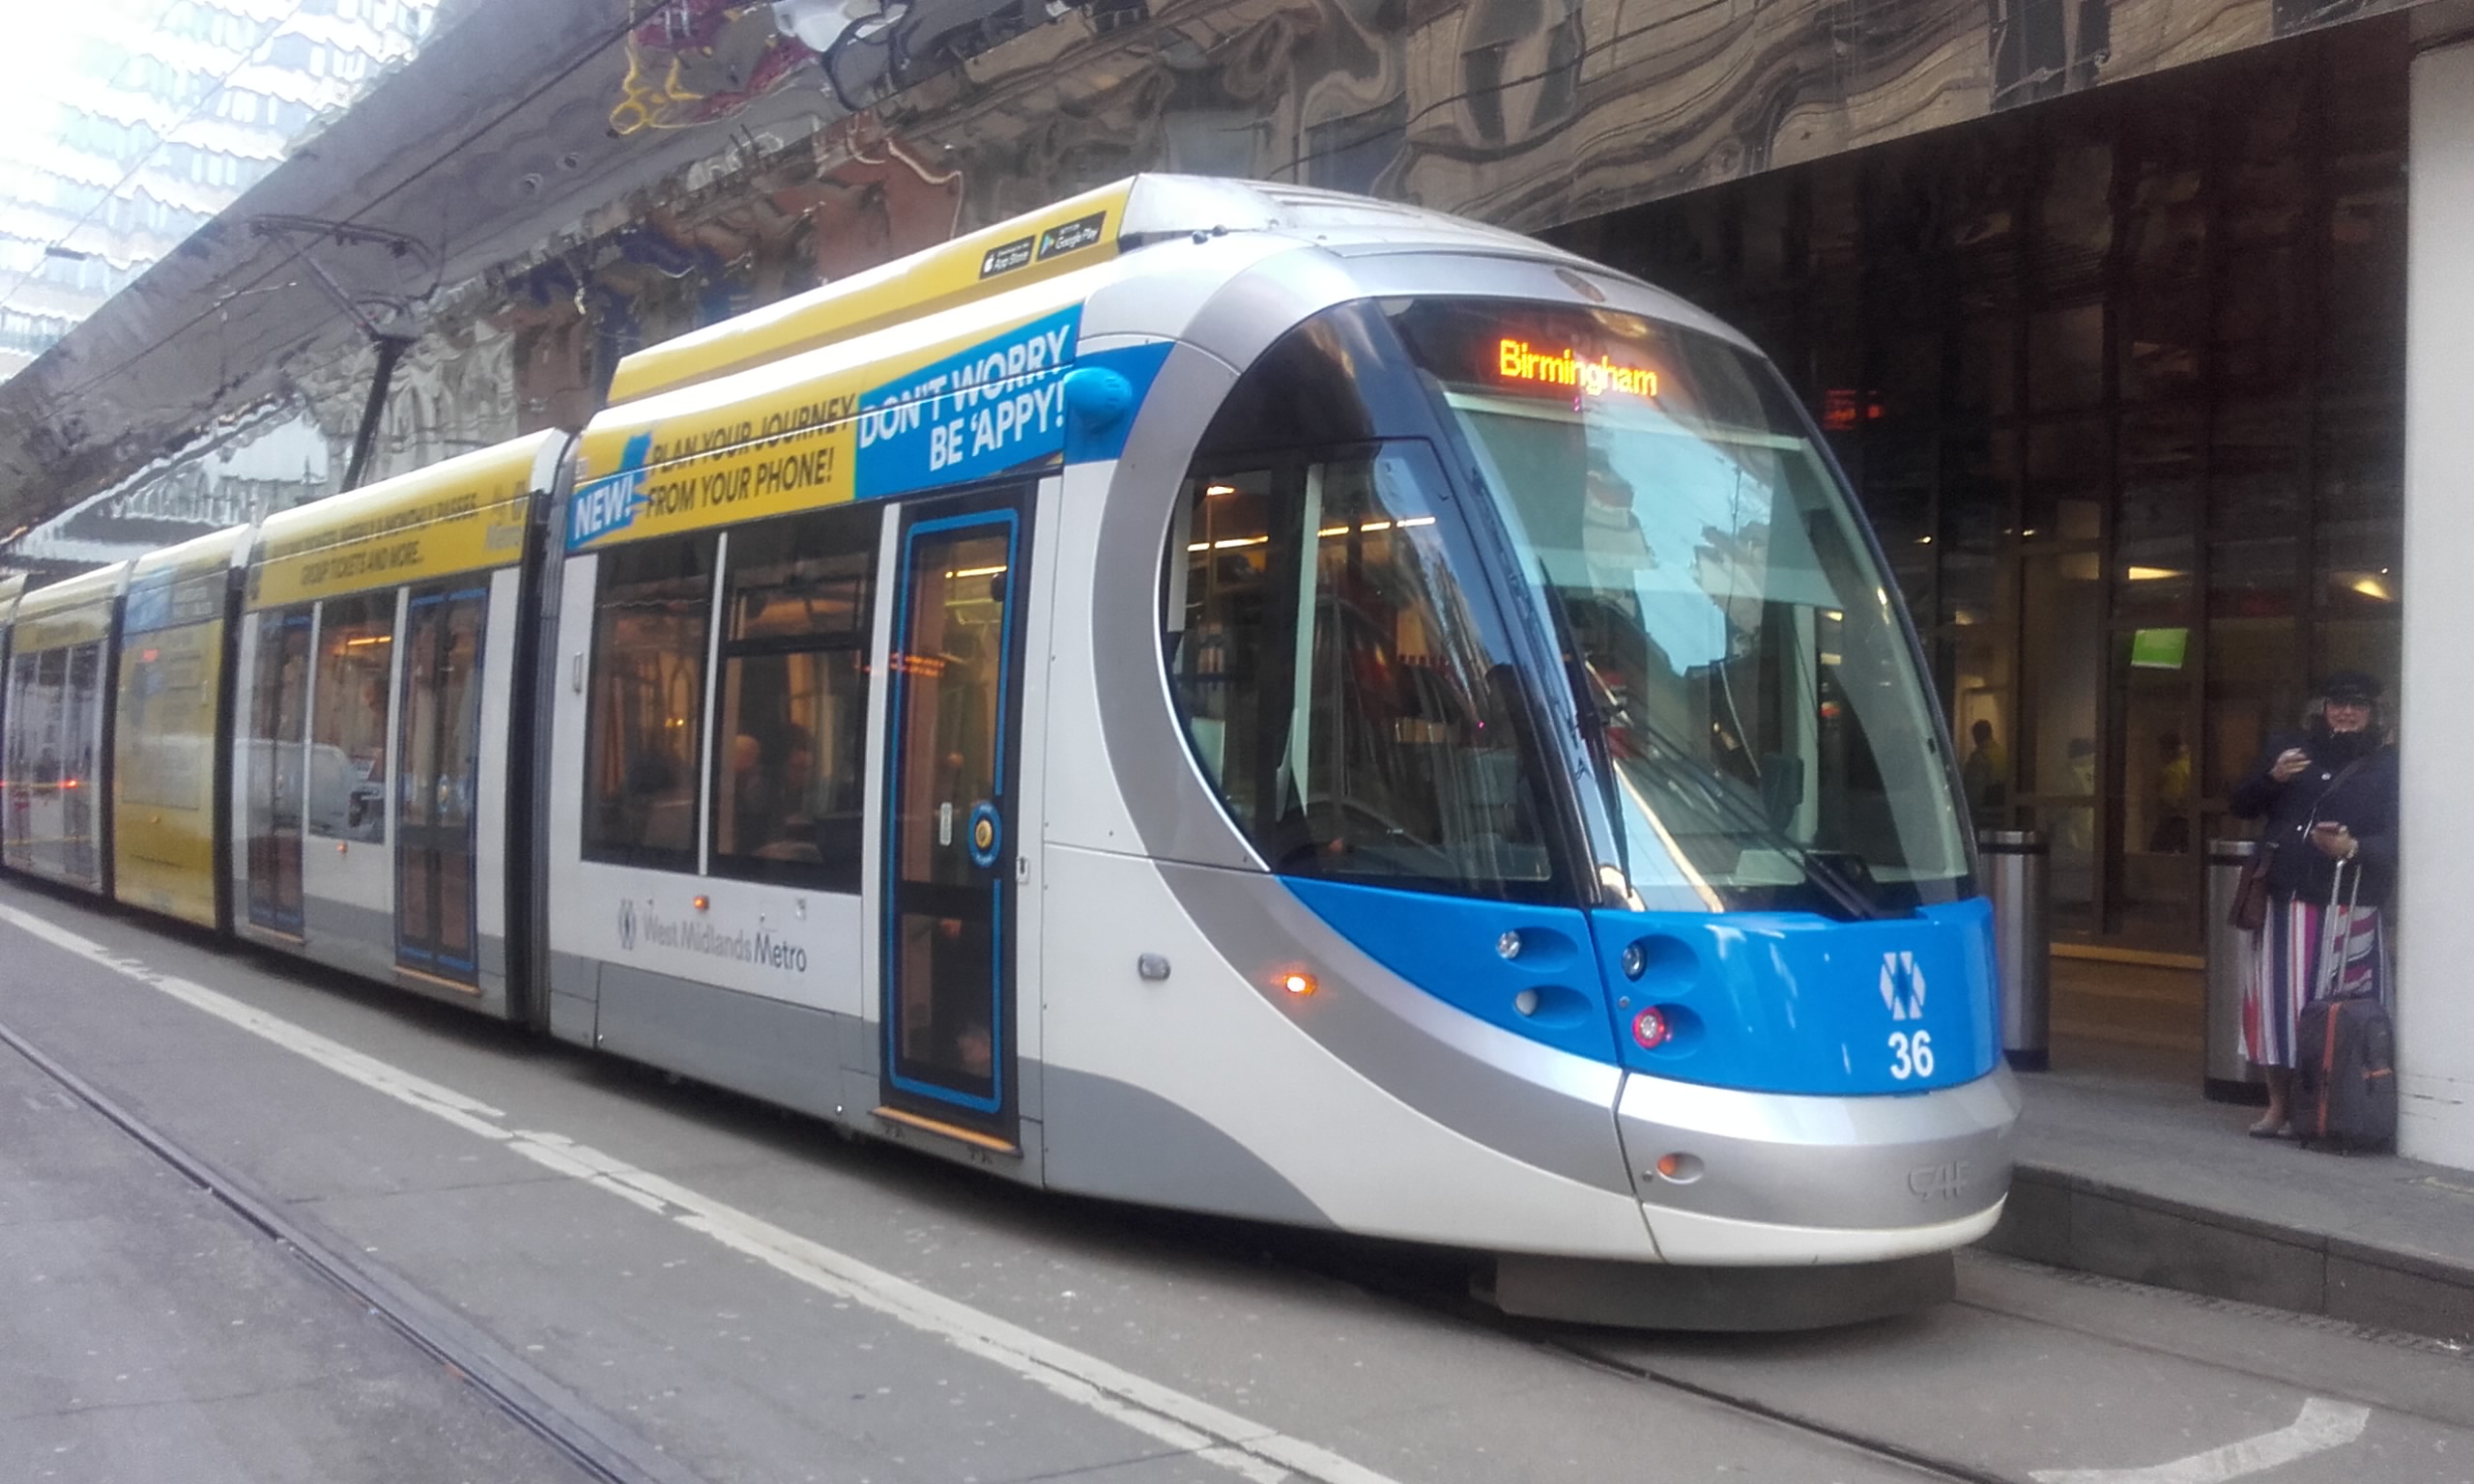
[130,527,251,585]
[13,560,130,653]
[605,174,1562,406]
[245,430,564,612]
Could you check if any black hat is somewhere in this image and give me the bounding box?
[2318,671,2381,703]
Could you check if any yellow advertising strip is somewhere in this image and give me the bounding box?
[248,432,554,611]
[606,179,1134,407]
[113,614,223,928]
[13,564,128,654]
[573,267,1101,554]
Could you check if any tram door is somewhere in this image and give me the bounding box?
[879,489,1029,1146]
[395,586,486,983]
[246,610,312,933]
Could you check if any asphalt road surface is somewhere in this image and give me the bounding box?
[2,877,2467,1484]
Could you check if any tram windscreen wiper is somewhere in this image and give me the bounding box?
[1604,699,1888,922]
[1530,580,1879,919]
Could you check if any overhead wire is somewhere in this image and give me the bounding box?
[32,5,658,415]
[0,0,319,325]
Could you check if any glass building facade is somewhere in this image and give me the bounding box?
[1560,19,2409,956]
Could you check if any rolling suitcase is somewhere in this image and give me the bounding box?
[2292,861,2398,1154]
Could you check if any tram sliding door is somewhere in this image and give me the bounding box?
[11,649,66,877]
[878,487,1030,1147]
[246,608,312,934]
[395,585,486,984]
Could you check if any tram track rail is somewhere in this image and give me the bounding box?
[0,974,2010,1484]
[1283,1252,2013,1484]
[0,1013,699,1484]
[4,984,2012,1484]
[5,896,2457,1484]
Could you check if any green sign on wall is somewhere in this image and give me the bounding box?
[2130,627,2190,670]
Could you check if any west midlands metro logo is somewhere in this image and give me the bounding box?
[569,431,654,551]
[1880,951,1927,1021]
[618,898,637,952]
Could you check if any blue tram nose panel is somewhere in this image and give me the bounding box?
[1280,880,1999,1099]
[1587,899,2001,1096]
[1277,878,1620,1066]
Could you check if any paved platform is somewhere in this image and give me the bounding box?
[1987,1036,2474,1348]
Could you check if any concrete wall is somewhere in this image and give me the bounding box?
[2399,37,2474,1170]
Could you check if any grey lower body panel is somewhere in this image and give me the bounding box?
[546,950,600,1048]
[1617,1066,2022,1232]
[7,858,104,896]
[594,962,863,1123]
[556,956,1328,1218]
[1039,1065,1331,1228]
[592,962,1048,1184]
[273,896,512,1019]
[1487,1250,1956,1330]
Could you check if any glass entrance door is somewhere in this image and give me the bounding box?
[396,586,487,983]
[879,493,1026,1142]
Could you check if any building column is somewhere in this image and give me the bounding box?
[2399,37,2474,1170]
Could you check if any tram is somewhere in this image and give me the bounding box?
[0,176,2018,1327]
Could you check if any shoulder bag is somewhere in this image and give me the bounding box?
[2229,843,2275,931]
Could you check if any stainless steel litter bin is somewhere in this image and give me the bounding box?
[1979,829,2050,1071]
[2203,839,2268,1104]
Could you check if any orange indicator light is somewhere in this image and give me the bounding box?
[692,895,710,912]
[1280,973,1316,997]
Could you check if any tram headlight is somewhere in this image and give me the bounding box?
[1630,1006,1671,1049]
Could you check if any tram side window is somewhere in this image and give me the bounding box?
[312,592,393,842]
[1163,444,1556,900]
[708,506,877,892]
[584,533,717,870]
[119,631,210,812]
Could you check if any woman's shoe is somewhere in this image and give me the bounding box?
[2248,1115,2288,1139]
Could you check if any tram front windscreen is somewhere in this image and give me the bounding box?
[1392,299,1971,916]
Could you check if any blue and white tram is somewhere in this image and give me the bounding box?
[5,176,2017,1327]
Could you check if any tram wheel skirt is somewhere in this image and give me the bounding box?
[1481,1249,1955,1331]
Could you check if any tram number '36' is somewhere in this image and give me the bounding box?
[1887,1030,1936,1081]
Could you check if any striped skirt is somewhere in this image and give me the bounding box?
[2242,896,2390,1069]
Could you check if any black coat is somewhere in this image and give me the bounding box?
[2228,729,2400,908]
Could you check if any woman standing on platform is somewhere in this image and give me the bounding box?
[2229,671,2401,1138]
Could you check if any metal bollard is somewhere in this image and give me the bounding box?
[1978,830,2050,1071]
[2203,840,2268,1104]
